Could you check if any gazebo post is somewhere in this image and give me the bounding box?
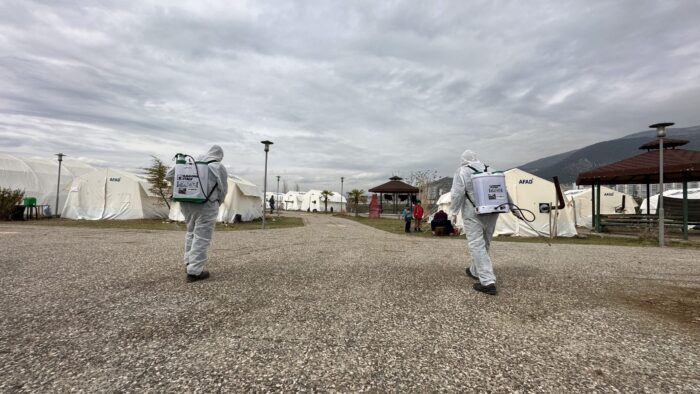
[683,178,688,240]
[595,180,601,233]
[380,193,383,214]
[645,179,651,230]
[591,184,596,230]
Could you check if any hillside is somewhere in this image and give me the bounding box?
[520,125,700,183]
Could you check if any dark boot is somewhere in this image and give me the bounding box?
[473,282,497,295]
[187,270,210,283]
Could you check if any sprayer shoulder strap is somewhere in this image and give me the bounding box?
[467,164,489,173]
[459,173,476,208]
[202,161,220,202]
[205,181,219,202]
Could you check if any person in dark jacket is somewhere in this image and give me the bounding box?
[431,209,454,235]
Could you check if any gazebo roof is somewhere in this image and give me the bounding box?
[638,138,689,151]
[369,177,419,193]
[576,148,700,185]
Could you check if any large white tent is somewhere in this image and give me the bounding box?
[565,187,638,228]
[300,190,347,212]
[436,168,577,237]
[640,188,700,214]
[169,175,263,222]
[62,168,169,220]
[0,153,95,215]
[265,192,286,210]
[495,168,576,237]
[282,191,306,211]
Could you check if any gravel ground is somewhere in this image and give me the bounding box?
[1,214,699,392]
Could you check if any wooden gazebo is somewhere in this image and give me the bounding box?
[576,139,700,239]
[368,176,419,215]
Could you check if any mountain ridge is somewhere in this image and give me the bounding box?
[519,126,700,183]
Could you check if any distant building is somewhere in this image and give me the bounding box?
[426,177,453,204]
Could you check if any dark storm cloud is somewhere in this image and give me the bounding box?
[1,0,699,191]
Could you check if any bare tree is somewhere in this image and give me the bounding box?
[407,170,439,205]
[282,180,289,193]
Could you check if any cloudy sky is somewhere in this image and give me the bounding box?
[1,0,699,192]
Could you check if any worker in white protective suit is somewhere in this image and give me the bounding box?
[166,145,228,282]
[450,149,499,295]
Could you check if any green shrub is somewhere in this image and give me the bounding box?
[0,187,24,220]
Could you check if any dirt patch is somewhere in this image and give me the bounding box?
[613,285,700,330]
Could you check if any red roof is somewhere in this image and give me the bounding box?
[577,148,700,185]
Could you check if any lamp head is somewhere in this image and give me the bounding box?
[261,140,273,152]
[649,122,674,138]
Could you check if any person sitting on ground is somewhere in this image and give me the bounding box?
[431,209,454,235]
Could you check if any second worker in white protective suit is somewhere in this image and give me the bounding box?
[166,145,228,282]
[449,149,499,295]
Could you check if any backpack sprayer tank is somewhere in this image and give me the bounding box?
[471,172,509,214]
[466,168,549,244]
[172,153,211,203]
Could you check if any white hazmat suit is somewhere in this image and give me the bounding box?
[167,145,228,276]
[450,150,498,287]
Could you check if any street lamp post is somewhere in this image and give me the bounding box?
[340,177,344,213]
[276,175,280,215]
[55,153,66,217]
[649,122,674,247]
[261,140,273,229]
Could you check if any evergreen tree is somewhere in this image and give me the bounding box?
[142,155,171,209]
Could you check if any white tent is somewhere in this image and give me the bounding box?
[282,191,306,211]
[640,188,700,214]
[300,190,347,213]
[265,192,286,210]
[436,168,577,237]
[565,187,638,228]
[62,168,169,220]
[0,153,95,215]
[169,175,263,222]
[495,168,576,237]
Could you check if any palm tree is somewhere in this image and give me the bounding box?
[348,189,366,217]
[321,190,334,213]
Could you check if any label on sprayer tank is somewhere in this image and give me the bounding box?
[172,159,210,203]
[472,172,509,214]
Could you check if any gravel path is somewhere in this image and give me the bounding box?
[1,214,699,392]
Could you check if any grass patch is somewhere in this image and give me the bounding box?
[337,215,700,249]
[338,215,444,238]
[494,234,700,249]
[9,216,304,232]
